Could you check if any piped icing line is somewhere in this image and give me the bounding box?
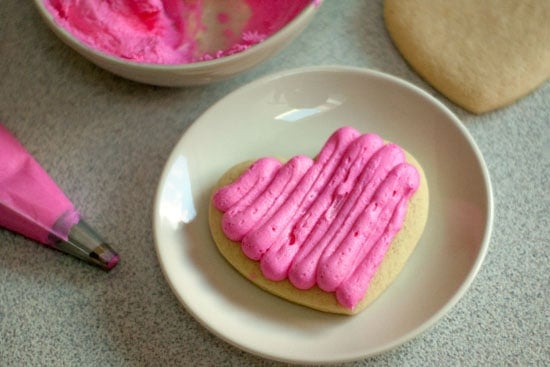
[287,142,403,290]
[284,127,361,249]
[316,163,419,292]
[226,127,358,264]
[212,126,420,309]
[255,130,369,280]
[223,155,311,244]
[213,157,281,212]
[335,197,410,309]
[239,156,313,259]
[256,163,323,281]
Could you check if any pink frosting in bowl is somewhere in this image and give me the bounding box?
[33,0,322,85]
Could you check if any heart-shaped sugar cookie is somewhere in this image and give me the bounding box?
[208,127,429,315]
[384,0,550,114]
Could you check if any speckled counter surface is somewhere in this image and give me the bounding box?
[0,1,548,366]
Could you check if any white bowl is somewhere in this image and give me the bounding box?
[32,1,321,86]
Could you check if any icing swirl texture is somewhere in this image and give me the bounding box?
[212,127,420,309]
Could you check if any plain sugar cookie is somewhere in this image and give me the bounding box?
[384,0,550,114]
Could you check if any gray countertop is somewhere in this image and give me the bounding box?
[1,1,548,366]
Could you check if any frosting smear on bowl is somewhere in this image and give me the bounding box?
[212,127,420,310]
[43,0,317,64]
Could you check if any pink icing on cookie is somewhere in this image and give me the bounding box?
[212,127,420,310]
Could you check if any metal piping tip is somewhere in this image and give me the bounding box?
[88,242,120,270]
[55,219,119,271]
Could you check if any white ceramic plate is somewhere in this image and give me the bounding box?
[153,66,493,364]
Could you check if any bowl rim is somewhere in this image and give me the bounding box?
[32,0,322,70]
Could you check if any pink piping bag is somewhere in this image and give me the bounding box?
[0,123,119,270]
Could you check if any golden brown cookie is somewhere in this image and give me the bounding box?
[384,0,550,114]
[208,148,429,315]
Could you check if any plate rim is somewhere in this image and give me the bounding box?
[152,65,494,364]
